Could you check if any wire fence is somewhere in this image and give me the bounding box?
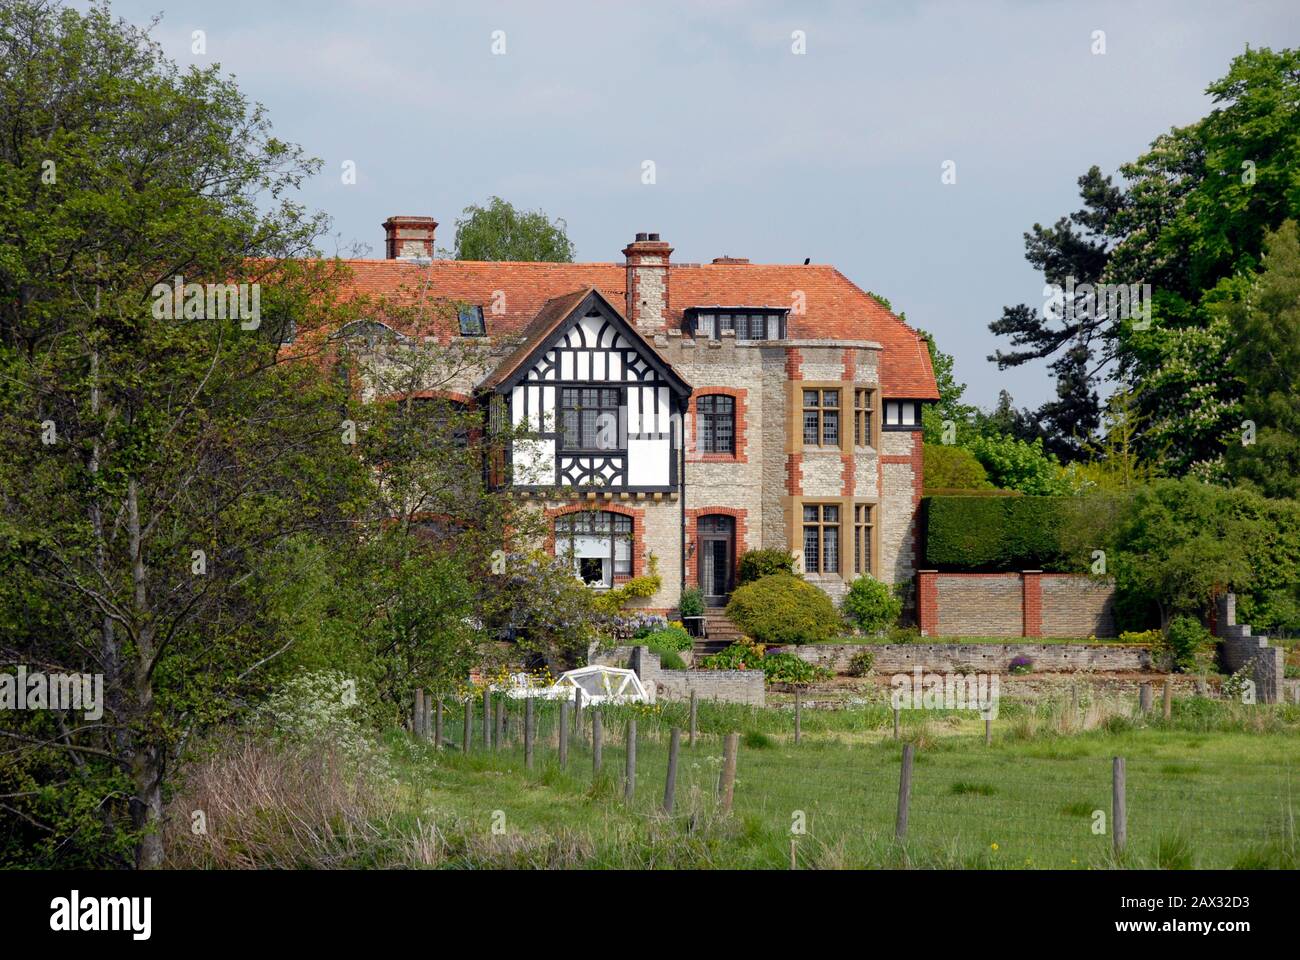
[408,692,1299,869]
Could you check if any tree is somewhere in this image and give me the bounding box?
[1112,480,1261,628]
[452,196,576,262]
[916,327,979,444]
[0,2,371,867]
[988,166,1123,456]
[1223,220,1300,500]
[965,435,1073,496]
[990,47,1300,473]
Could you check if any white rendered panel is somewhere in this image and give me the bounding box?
[628,438,669,486]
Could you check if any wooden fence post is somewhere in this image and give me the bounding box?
[893,706,900,740]
[414,688,424,738]
[574,687,584,738]
[423,691,433,740]
[434,699,443,749]
[524,697,534,770]
[1139,682,1153,714]
[1162,678,1172,720]
[794,689,802,744]
[592,709,603,774]
[719,732,739,814]
[1112,756,1127,856]
[495,695,506,750]
[462,697,471,754]
[689,690,698,747]
[663,728,680,813]
[558,700,570,769]
[895,743,914,842]
[984,712,992,746]
[482,689,492,748]
[624,718,636,800]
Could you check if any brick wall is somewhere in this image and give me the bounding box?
[917,570,1117,638]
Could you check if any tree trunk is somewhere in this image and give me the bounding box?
[127,478,165,868]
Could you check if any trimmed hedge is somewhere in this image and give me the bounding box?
[924,494,1122,572]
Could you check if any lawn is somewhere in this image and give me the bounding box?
[383,695,1300,869]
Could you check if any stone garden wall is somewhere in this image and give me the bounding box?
[771,642,1161,675]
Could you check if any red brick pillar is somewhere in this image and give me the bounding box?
[1022,570,1043,638]
[917,570,938,637]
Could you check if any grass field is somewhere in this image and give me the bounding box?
[372,695,1300,869]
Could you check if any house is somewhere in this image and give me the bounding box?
[331,215,938,615]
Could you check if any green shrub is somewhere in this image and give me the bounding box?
[886,625,921,644]
[678,586,704,618]
[737,548,796,585]
[759,652,832,687]
[701,642,830,687]
[640,625,692,652]
[1118,629,1162,646]
[848,649,875,676]
[700,638,765,670]
[842,575,902,633]
[1162,615,1213,673]
[923,443,993,491]
[725,574,843,645]
[648,645,686,670]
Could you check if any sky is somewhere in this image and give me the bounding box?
[95,0,1300,409]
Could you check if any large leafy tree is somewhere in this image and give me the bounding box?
[0,1,375,867]
[452,196,576,262]
[1222,220,1300,500]
[990,47,1300,473]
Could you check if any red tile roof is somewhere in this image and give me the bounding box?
[333,258,938,399]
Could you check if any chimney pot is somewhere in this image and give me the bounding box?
[635,232,648,242]
[648,232,660,241]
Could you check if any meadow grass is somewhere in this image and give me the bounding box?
[381,695,1300,869]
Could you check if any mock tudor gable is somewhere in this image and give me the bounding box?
[481,287,691,493]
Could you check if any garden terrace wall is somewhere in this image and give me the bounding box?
[772,642,1162,675]
[589,645,766,706]
[917,570,1116,638]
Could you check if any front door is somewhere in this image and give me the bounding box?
[697,515,735,606]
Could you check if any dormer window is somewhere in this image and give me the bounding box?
[458,305,486,336]
[686,308,786,342]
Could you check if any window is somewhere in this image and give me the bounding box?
[560,388,624,451]
[687,309,785,341]
[555,511,633,587]
[854,503,874,575]
[854,389,875,447]
[697,394,735,455]
[802,504,840,574]
[802,389,840,446]
[458,305,485,336]
[884,400,920,428]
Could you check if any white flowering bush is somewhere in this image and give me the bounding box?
[257,671,387,773]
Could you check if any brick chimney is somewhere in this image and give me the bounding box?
[622,232,672,333]
[382,216,437,260]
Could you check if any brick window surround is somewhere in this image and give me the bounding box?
[685,507,749,586]
[544,503,646,584]
[686,387,748,463]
